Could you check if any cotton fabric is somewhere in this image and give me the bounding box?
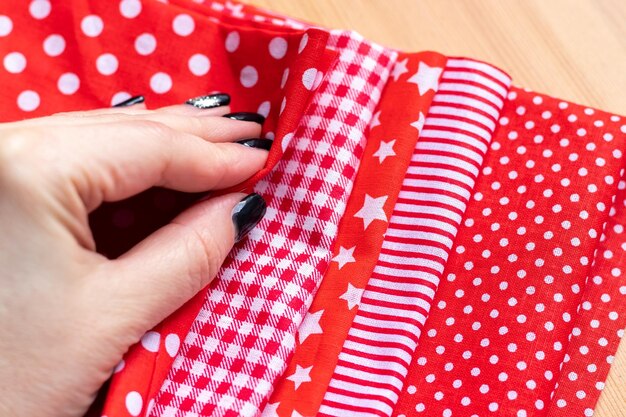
[318,57,511,417]
[263,51,447,417]
[150,29,394,417]
[393,88,626,417]
[0,2,625,417]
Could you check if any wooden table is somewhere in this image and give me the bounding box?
[244,0,626,414]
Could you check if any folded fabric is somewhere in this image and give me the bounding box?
[264,50,448,417]
[1,1,625,417]
[146,28,393,417]
[317,57,511,417]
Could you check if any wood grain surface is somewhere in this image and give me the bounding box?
[243,0,626,414]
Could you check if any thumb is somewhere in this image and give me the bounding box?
[95,192,267,332]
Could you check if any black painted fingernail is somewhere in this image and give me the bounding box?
[113,95,145,107]
[231,193,267,242]
[223,112,265,124]
[186,93,230,109]
[235,138,273,151]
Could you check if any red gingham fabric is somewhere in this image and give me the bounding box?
[150,30,395,417]
[99,22,339,417]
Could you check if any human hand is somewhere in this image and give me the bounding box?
[0,94,270,416]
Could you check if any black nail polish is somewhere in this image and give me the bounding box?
[231,193,267,242]
[235,138,273,151]
[113,95,145,107]
[223,112,266,125]
[186,93,230,109]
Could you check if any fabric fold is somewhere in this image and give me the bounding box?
[2,1,626,417]
[79,5,339,416]
[546,155,626,417]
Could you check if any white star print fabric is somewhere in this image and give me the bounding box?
[355,194,389,229]
[331,246,356,270]
[407,62,443,96]
[373,139,397,163]
[263,51,451,417]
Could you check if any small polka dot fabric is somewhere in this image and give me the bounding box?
[1,2,625,417]
[390,90,626,417]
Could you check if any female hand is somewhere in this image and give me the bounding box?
[0,94,270,416]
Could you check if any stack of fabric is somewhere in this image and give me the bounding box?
[1,1,624,416]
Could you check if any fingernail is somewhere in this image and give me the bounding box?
[231,193,267,242]
[113,95,145,107]
[235,138,273,151]
[223,112,265,125]
[186,93,230,109]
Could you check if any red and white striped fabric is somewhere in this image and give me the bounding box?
[318,58,512,417]
[150,31,396,417]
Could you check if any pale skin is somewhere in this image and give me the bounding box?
[0,101,269,416]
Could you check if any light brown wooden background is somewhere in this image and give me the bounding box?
[244,0,626,414]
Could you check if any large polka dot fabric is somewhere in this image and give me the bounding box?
[1,0,301,117]
[1,2,625,417]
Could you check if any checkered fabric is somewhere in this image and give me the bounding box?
[150,31,396,417]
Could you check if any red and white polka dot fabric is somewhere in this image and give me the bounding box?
[392,89,626,417]
[1,1,625,417]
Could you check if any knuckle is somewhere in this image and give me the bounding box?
[172,221,228,294]
[202,144,233,188]
[136,120,175,179]
[0,127,34,159]
[0,127,49,185]
[136,120,175,146]
[186,116,206,136]
[138,120,172,140]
